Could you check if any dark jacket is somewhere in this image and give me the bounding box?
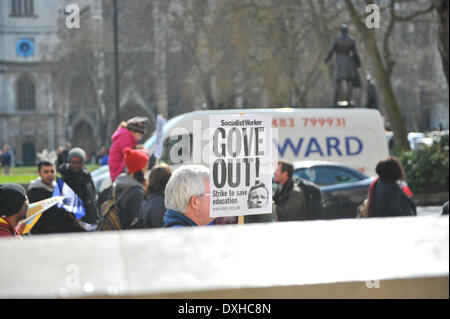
[273,178,307,221]
[59,163,98,224]
[56,153,66,172]
[442,201,449,216]
[372,179,416,217]
[325,34,361,87]
[1,151,11,166]
[140,192,166,228]
[114,173,145,229]
[163,209,197,228]
[27,178,86,234]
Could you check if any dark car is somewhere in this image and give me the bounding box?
[292,161,376,219]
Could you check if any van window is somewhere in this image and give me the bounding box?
[160,134,193,165]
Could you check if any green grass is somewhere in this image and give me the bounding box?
[0,164,101,185]
[0,174,38,184]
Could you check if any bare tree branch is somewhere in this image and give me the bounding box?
[393,2,435,21]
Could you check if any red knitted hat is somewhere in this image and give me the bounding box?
[124,147,149,173]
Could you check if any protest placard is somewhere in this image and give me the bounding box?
[21,196,65,234]
[209,114,272,218]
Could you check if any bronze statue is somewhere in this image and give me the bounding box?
[324,24,361,107]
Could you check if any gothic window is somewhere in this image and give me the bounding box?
[17,76,36,110]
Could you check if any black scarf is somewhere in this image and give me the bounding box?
[273,178,294,205]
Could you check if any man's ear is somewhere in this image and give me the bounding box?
[189,196,200,210]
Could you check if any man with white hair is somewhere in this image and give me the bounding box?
[163,165,213,227]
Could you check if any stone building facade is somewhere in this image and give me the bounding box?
[0,0,63,165]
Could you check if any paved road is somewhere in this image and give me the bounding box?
[416,206,445,217]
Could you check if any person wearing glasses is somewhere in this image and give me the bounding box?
[163,165,213,228]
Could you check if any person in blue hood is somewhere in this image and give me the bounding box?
[163,165,214,228]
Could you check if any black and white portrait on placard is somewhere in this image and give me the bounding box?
[247,183,269,209]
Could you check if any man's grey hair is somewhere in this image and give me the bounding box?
[164,165,210,213]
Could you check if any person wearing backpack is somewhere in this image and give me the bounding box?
[113,147,149,229]
[273,160,307,221]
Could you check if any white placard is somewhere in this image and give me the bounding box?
[209,114,272,218]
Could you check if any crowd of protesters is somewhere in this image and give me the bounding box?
[0,116,447,239]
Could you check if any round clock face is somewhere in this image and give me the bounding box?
[16,38,35,57]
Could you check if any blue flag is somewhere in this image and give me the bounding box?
[52,177,85,220]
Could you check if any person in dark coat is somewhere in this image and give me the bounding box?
[114,147,149,229]
[140,163,172,228]
[56,146,66,172]
[366,75,379,109]
[273,160,307,221]
[63,143,71,162]
[59,147,98,226]
[0,183,29,238]
[368,156,416,217]
[27,161,85,234]
[1,145,12,175]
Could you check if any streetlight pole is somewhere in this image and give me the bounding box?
[113,0,120,127]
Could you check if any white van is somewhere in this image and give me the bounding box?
[93,108,389,191]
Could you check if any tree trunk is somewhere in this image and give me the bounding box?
[433,0,449,86]
[344,0,410,151]
[367,40,410,150]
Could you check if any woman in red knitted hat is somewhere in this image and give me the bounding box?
[113,147,149,229]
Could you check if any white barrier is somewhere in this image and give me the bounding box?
[0,216,448,298]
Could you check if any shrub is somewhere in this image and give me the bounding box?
[399,134,449,194]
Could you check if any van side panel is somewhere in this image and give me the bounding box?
[151,109,389,177]
[274,128,386,176]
